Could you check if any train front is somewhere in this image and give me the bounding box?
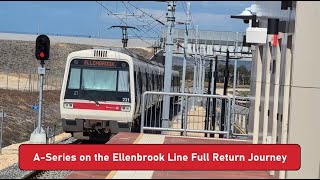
[60,49,135,139]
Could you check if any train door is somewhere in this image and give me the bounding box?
[138,68,143,117]
[134,66,141,118]
[141,66,148,109]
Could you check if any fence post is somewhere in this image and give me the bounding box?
[18,64,20,91]
[0,108,6,154]
[227,97,232,138]
[183,95,188,136]
[140,92,146,133]
[6,70,8,90]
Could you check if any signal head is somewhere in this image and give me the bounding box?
[35,35,50,61]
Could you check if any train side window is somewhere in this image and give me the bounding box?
[154,74,158,91]
[155,74,157,91]
[149,73,152,91]
[145,72,149,91]
[134,71,137,95]
[176,76,178,86]
[143,72,147,92]
[68,68,81,89]
[156,74,159,91]
[118,70,130,92]
[171,76,174,87]
[175,76,177,87]
[152,73,155,91]
[160,75,163,91]
[173,76,176,87]
[159,75,161,91]
[138,71,142,93]
[148,72,151,91]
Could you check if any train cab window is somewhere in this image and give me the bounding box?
[118,70,129,92]
[82,69,117,91]
[64,59,130,102]
[68,68,81,89]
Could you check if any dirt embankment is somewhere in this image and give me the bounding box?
[0,89,62,147]
[0,39,155,147]
[0,40,155,74]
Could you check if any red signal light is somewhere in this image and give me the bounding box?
[40,52,45,58]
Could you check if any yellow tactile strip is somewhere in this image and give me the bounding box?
[106,133,165,179]
[105,133,144,179]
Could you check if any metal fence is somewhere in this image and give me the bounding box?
[46,125,56,144]
[231,96,252,136]
[0,68,64,92]
[140,91,232,138]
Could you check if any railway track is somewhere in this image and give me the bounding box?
[20,139,83,179]
[21,169,74,179]
[19,136,111,179]
[21,170,44,179]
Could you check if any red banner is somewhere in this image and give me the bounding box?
[19,144,300,170]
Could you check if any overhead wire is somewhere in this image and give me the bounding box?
[127,1,165,26]
[139,14,167,38]
[95,1,154,47]
[121,1,165,39]
[129,3,166,38]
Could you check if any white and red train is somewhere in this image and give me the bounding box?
[60,48,180,139]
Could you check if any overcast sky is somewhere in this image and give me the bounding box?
[0,1,253,39]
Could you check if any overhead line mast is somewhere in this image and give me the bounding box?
[108,25,138,48]
[162,1,176,132]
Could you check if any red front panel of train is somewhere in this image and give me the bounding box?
[73,102,121,111]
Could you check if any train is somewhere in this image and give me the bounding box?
[60,48,180,140]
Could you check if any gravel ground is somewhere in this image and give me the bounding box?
[0,163,32,179]
[32,170,73,179]
[0,137,77,179]
[58,137,77,144]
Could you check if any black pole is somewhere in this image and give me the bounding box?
[204,59,213,137]
[220,50,229,138]
[210,55,218,137]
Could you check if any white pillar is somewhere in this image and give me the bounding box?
[262,37,272,144]
[252,45,263,144]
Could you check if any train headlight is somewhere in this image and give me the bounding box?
[121,105,131,112]
[63,102,74,109]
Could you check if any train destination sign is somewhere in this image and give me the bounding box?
[71,59,128,68]
[84,60,115,67]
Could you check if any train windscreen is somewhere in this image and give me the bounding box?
[64,59,131,102]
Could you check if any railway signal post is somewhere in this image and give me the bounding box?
[29,34,50,144]
[0,108,6,154]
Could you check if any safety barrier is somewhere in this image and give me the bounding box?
[231,96,252,137]
[46,125,56,144]
[140,91,232,138]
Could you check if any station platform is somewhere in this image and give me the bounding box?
[65,132,275,179]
